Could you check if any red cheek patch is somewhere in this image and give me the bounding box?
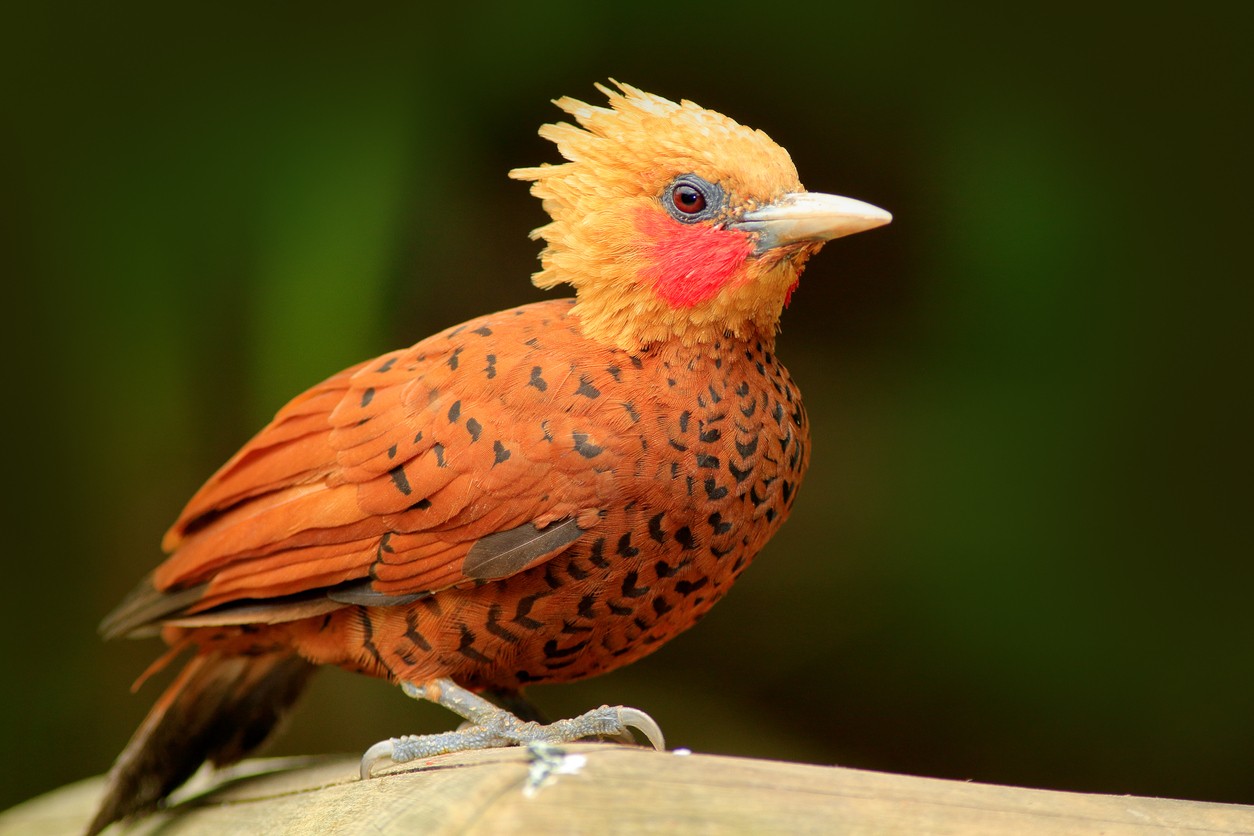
[635,207,754,308]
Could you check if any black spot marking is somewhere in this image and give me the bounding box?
[588,538,609,568]
[358,610,384,670]
[577,595,597,619]
[544,638,589,659]
[542,563,561,589]
[524,337,541,348]
[699,425,721,443]
[473,325,492,336]
[679,411,691,433]
[668,439,688,452]
[652,597,673,615]
[408,498,432,511]
[387,443,398,459]
[566,559,590,580]
[729,462,752,483]
[485,604,520,644]
[675,526,697,550]
[621,571,648,597]
[608,601,632,616]
[707,384,722,404]
[607,365,622,381]
[711,544,733,558]
[485,354,497,378]
[404,611,432,652]
[433,443,446,468]
[361,388,375,407]
[616,533,639,558]
[736,436,759,457]
[376,357,397,373]
[414,430,424,443]
[448,347,463,370]
[782,480,793,502]
[667,378,677,388]
[466,418,482,442]
[708,512,732,534]
[750,485,766,507]
[541,420,554,442]
[448,400,462,422]
[513,593,546,630]
[575,375,601,399]
[648,513,666,543]
[704,478,729,500]
[670,461,680,478]
[529,366,548,391]
[623,401,640,422]
[493,441,511,465]
[676,577,709,596]
[561,619,592,635]
[573,432,603,458]
[457,625,492,663]
[655,560,677,578]
[696,453,720,469]
[389,465,412,495]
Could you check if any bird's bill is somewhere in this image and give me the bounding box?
[732,192,891,250]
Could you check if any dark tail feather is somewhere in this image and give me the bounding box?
[87,651,317,836]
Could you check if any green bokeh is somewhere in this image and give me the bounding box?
[3,2,1250,812]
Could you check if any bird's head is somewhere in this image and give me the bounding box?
[510,82,891,351]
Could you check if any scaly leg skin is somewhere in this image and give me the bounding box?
[360,678,665,779]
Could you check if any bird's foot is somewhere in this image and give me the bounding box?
[359,677,664,779]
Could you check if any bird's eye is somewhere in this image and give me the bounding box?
[663,175,723,223]
[671,183,706,214]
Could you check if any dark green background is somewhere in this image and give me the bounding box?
[4,2,1251,814]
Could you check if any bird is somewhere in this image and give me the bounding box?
[88,81,890,834]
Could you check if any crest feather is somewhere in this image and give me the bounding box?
[507,82,804,349]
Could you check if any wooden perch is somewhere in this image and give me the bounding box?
[3,743,1252,835]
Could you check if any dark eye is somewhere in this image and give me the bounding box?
[662,175,724,223]
[671,183,705,214]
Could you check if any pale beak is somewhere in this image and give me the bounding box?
[732,192,892,252]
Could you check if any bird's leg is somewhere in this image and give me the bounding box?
[359,677,665,779]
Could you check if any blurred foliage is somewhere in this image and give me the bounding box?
[2,0,1251,814]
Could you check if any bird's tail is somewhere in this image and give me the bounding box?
[87,650,317,836]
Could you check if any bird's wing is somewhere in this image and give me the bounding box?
[109,302,628,635]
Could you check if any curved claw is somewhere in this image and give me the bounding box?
[360,739,395,780]
[616,707,665,750]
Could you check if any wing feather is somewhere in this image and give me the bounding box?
[115,301,620,636]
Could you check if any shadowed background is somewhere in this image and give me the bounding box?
[3,2,1251,814]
